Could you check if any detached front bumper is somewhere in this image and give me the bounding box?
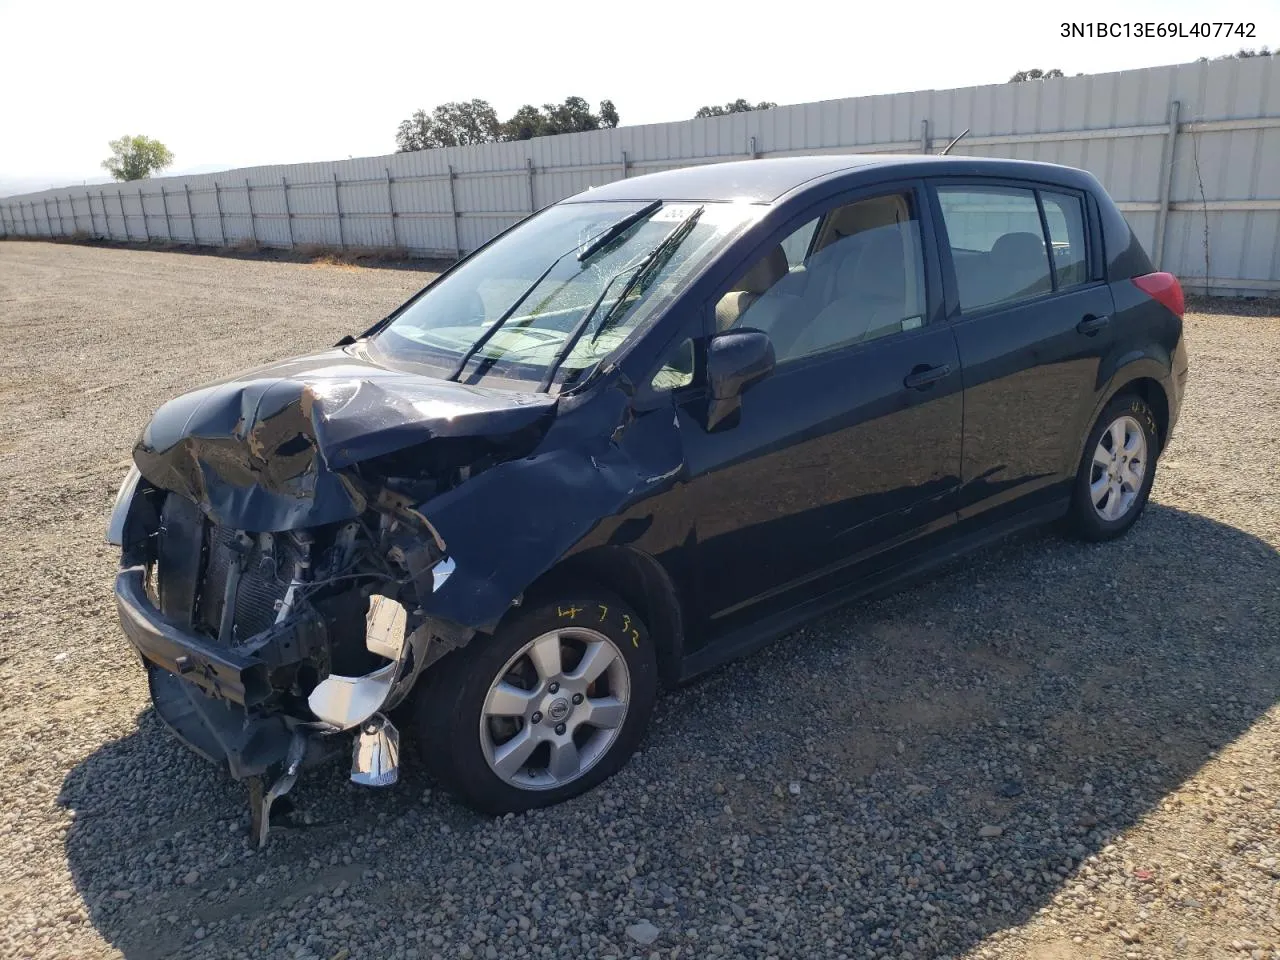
[108,463,465,800]
[115,566,271,707]
[115,565,322,778]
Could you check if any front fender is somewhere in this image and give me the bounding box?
[415,384,685,633]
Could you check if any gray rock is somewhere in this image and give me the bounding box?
[626,922,661,945]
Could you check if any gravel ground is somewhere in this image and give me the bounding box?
[0,240,1277,960]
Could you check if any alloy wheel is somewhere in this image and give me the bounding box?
[479,627,630,790]
[1089,414,1147,522]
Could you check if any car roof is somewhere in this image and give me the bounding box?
[564,155,1095,204]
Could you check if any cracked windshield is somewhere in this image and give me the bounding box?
[374,200,759,388]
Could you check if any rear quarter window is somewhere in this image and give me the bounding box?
[1040,190,1089,289]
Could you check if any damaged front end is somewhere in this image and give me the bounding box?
[108,357,556,842]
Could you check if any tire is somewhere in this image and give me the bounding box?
[414,587,658,814]
[1066,392,1160,541]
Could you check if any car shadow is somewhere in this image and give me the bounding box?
[58,503,1280,958]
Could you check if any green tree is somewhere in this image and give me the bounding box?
[396,99,502,152]
[540,96,601,134]
[1199,46,1275,61]
[101,135,174,181]
[502,104,548,141]
[402,97,622,148]
[694,99,777,118]
[499,98,619,141]
[1009,68,1065,82]
[599,99,620,129]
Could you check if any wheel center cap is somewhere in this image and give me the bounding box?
[547,697,571,723]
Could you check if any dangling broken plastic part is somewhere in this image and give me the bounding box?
[249,729,309,848]
[351,713,400,787]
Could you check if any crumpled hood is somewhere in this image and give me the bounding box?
[133,346,556,531]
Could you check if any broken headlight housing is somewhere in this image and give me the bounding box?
[106,464,142,546]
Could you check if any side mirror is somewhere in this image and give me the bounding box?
[705,329,775,431]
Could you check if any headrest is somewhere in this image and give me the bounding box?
[733,245,788,295]
[836,227,907,304]
[991,232,1048,273]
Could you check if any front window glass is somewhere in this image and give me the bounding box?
[717,192,926,364]
[372,200,760,389]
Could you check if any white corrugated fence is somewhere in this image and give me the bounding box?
[3,57,1278,296]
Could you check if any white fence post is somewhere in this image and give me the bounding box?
[184,183,196,244]
[245,179,257,243]
[447,165,461,259]
[161,186,173,240]
[214,183,226,245]
[385,168,398,248]
[1153,99,1181,272]
[333,172,345,249]
[282,177,294,247]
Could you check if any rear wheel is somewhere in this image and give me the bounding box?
[1066,392,1159,541]
[416,588,657,814]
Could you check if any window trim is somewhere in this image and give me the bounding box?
[1036,185,1092,293]
[632,321,708,411]
[698,179,943,366]
[926,176,1105,321]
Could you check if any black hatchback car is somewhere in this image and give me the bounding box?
[109,155,1188,834]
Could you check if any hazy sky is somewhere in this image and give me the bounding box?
[1,0,1275,195]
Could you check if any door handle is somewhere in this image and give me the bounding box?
[903,363,951,390]
[1076,314,1111,336]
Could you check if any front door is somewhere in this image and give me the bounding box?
[930,181,1116,520]
[680,185,964,644]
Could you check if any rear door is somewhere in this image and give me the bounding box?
[682,182,963,641]
[929,180,1114,520]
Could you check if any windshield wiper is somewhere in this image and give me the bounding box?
[446,204,665,381]
[538,205,704,393]
[576,199,661,262]
[445,257,563,381]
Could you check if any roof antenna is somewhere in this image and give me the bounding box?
[940,128,970,156]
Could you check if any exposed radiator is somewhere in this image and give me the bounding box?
[193,525,298,645]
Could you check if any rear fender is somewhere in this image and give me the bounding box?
[1071,351,1174,473]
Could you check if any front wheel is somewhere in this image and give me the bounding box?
[1066,392,1160,541]
[415,588,657,814]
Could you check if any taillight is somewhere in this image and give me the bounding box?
[1132,272,1185,318]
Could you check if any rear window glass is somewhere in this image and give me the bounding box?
[936,186,1051,311]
